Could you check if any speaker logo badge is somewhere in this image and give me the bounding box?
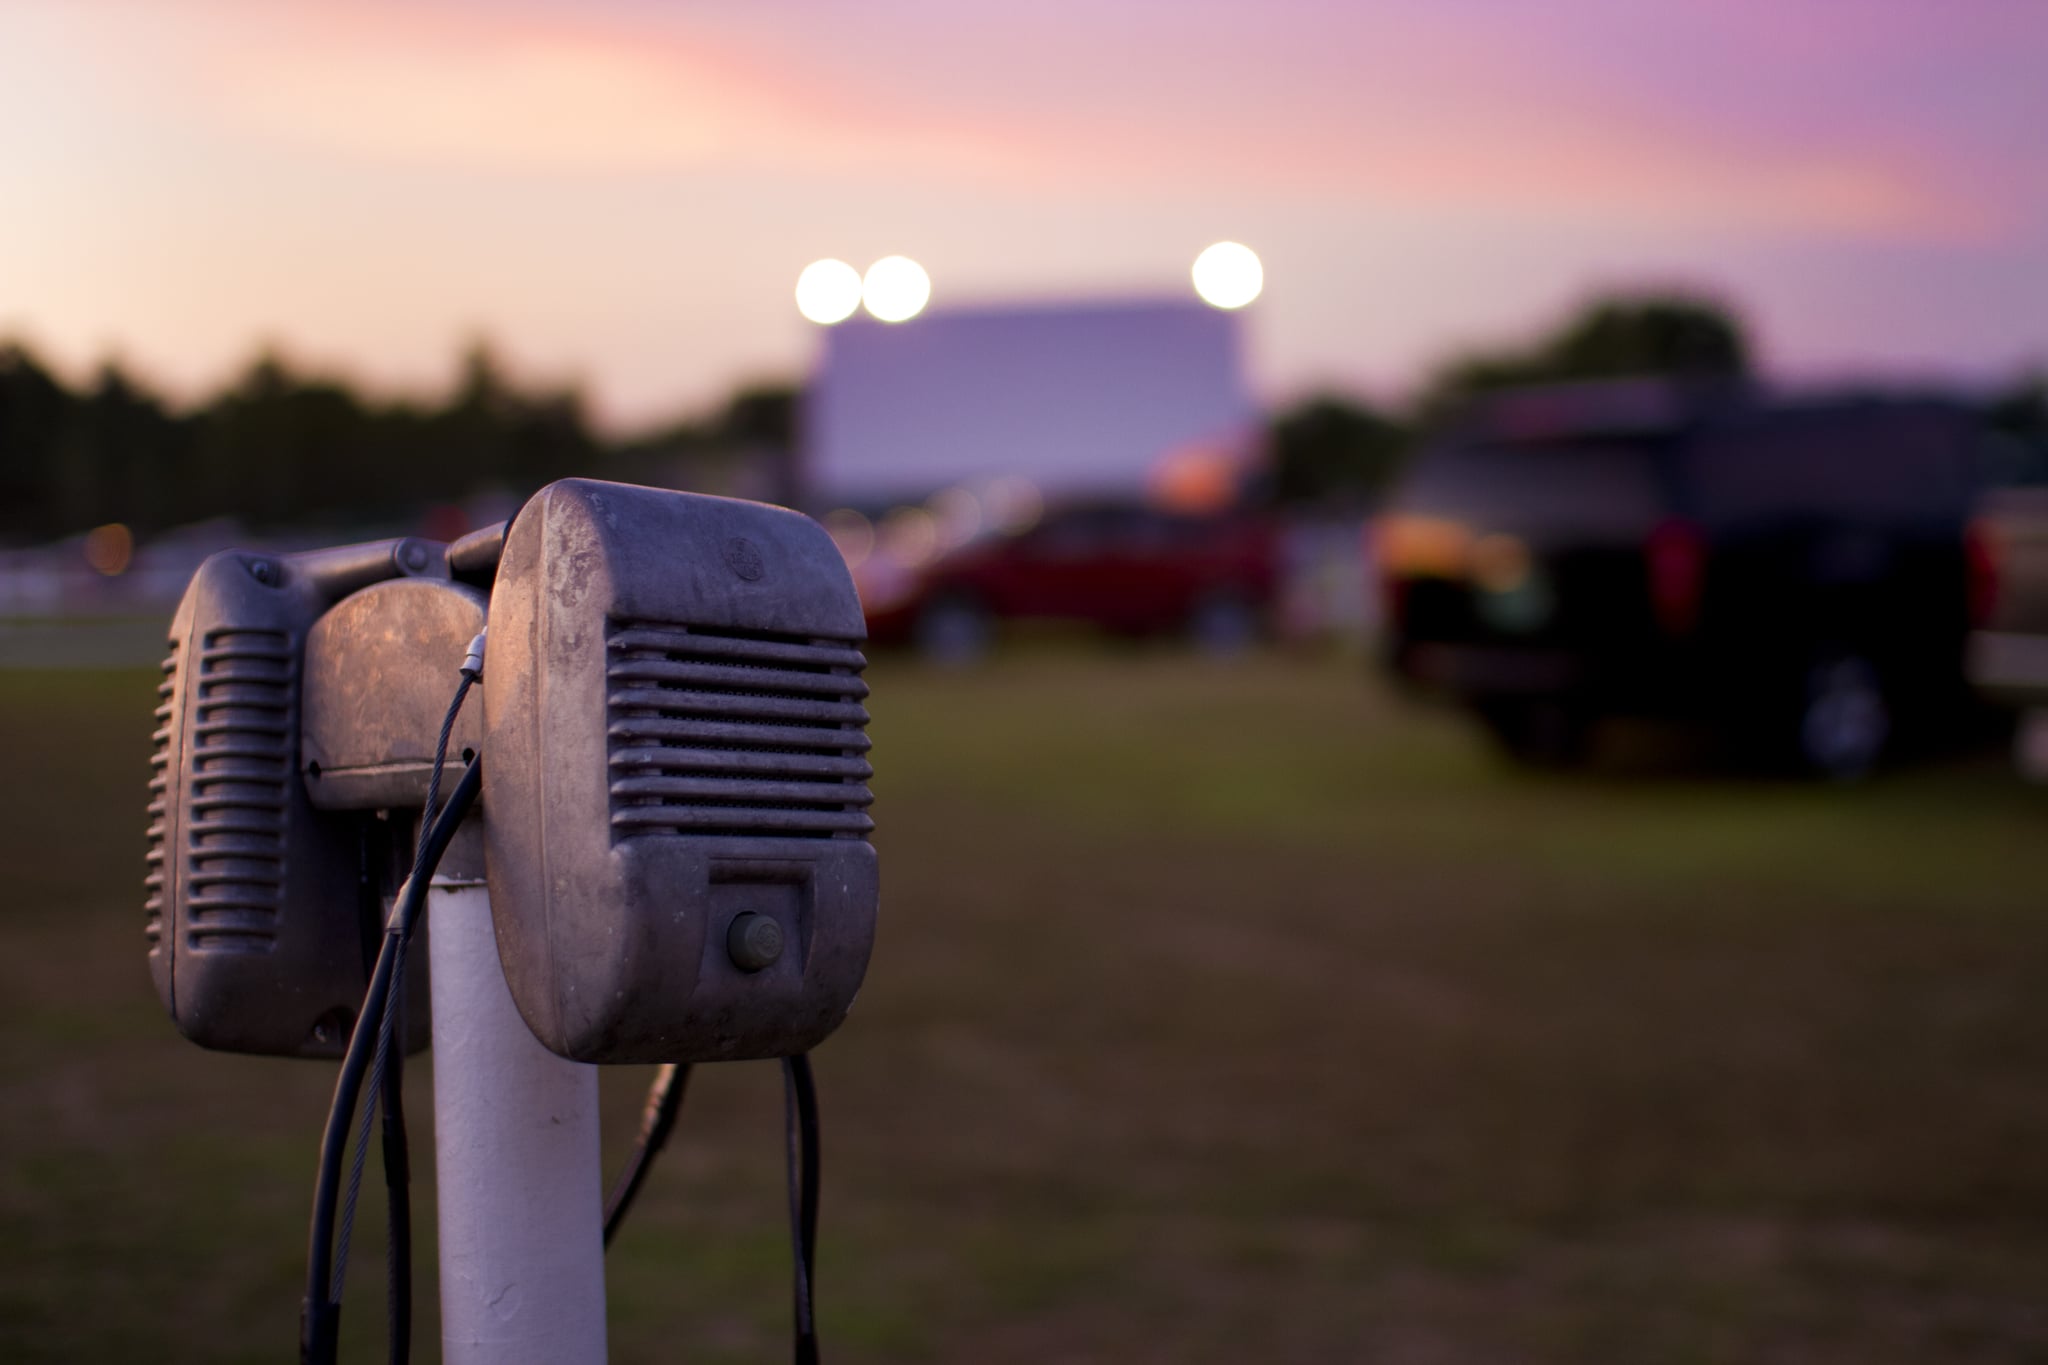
[723,537,765,581]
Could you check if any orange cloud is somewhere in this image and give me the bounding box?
[157,0,1024,181]
[121,0,1998,247]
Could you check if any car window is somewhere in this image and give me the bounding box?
[1980,430,2048,490]
[1681,407,1974,526]
[1393,440,1668,536]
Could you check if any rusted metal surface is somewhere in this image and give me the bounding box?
[301,577,486,812]
[482,479,878,1064]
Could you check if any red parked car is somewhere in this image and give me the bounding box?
[861,499,1280,660]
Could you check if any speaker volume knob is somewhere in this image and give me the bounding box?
[726,913,785,973]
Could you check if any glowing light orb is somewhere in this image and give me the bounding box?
[1471,533,1533,593]
[983,476,1043,535]
[795,259,863,325]
[821,508,874,567]
[862,256,931,323]
[878,505,939,565]
[1191,241,1263,310]
[927,486,981,549]
[84,522,133,576]
[1150,446,1238,514]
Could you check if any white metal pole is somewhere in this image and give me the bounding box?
[428,879,609,1365]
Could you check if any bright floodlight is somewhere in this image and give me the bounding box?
[796,259,863,325]
[862,256,931,323]
[1192,241,1263,310]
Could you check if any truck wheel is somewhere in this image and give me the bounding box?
[914,594,993,665]
[1797,654,1889,780]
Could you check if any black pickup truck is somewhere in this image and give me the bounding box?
[1375,380,1993,776]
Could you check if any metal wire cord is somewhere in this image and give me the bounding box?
[379,1002,411,1365]
[785,1053,821,1365]
[603,1053,824,1365]
[603,1063,692,1247]
[332,671,474,1303]
[300,758,479,1365]
[302,668,478,1365]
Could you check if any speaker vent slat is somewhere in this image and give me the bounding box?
[185,927,277,955]
[610,746,873,781]
[606,619,871,842]
[612,805,875,836]
[608,686,868,728]
[609,715,872,754]
[178,628,292,953]
[612,774,876,806]
[608,657,870,700]
[144,644,178,954]
[609,625,865,671]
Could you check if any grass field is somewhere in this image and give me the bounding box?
[5,650,2048,1363]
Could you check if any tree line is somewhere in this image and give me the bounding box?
[1270,291,2048,506]
[5,291,2040,542]
[0,340,795,544]
[1269,292,1749,504]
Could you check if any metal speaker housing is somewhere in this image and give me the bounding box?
[148,538,443,1057]
[148,554,360,1055]
[482,479,878,1063]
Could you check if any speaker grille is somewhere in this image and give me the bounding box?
[606,620,873,840]
[183,629,293,953]
[144,640,177,958]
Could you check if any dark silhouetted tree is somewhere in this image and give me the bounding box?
[1267,397,1411,504]
[1989,371,2047,443]
[1417,292,1752,423]
[717,384,799,451]
[70,362,184,534]
[0,343,82,539]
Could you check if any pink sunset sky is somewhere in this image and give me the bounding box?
[2,0,2043,426]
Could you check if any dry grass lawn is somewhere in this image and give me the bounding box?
[4,651,2047,1362]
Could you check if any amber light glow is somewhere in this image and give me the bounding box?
[83,523,134,576]
[1149,446,1241,514]
[1470,533,1532,592]
[1376,514,1474,578]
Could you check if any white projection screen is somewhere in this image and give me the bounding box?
[804,299,1257,505]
